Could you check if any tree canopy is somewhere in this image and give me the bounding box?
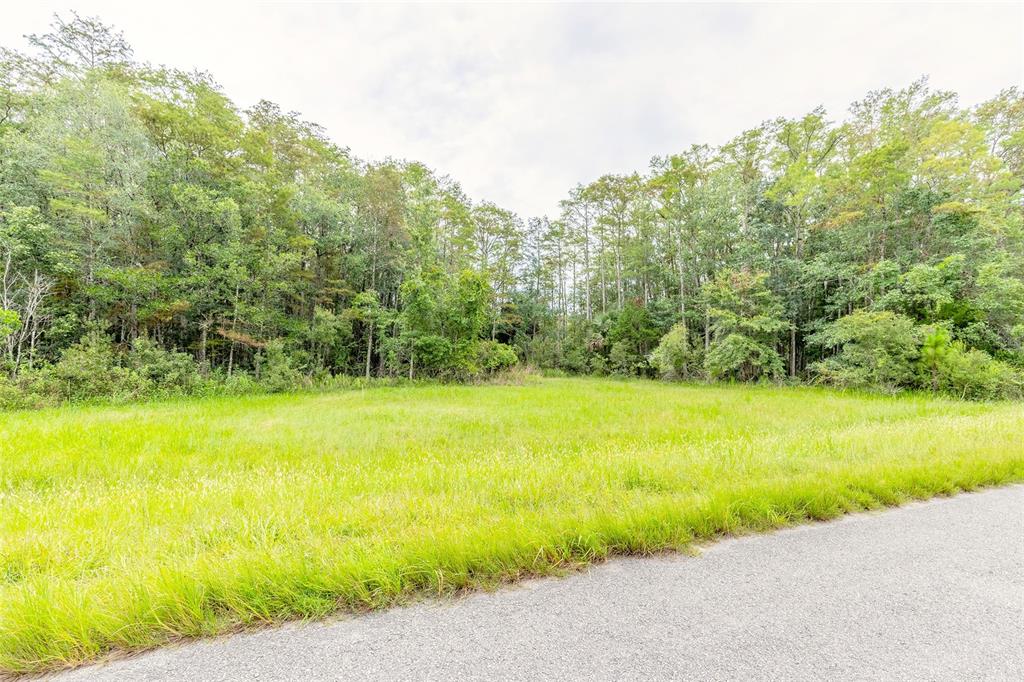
[1,14,1021,404]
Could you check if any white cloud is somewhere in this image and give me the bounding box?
[2,2,1021,217]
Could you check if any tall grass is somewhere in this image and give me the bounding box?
[1,378,1021,673]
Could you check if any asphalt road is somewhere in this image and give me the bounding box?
[59,485,1023,681]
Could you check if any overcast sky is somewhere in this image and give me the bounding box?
[2,2,1022,217]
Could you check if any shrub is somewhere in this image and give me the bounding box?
[609,340,648,376]
[205,370,261,396]
[43,331,149,402]
[0,374,34,410]
[126,338,201,394]
[608,303,661,357]
[650,323,703,380]
[808,310,920,391]
[255,339,306,393]
[523,335,561,371]
[919,327,953,391]
[475,340,518,374]
[411,334,454,376]
[932,342,1023,400]
[559,342,592,375]
[704,333,783,381]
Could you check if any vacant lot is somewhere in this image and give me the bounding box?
[2,378,1022,673]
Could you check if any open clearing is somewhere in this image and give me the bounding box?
[1,378,1022,673]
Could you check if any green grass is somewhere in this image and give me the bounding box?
[1,378,1022,673]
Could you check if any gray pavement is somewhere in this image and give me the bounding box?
[58,485,1024,681]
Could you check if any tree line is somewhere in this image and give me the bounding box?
[1,14,1021,406]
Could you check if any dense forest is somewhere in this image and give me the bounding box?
[1,14,1022,407]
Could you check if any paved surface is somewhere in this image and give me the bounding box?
[59,486,1023,681]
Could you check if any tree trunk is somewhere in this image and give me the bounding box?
[227,283,240,377]
[789,326,797,377]
[198,323,207,366]
[583,217,592,321]
[364,321,373,380]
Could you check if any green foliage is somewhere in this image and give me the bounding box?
[809,312,1024,399]
[398,269,494,379]
[917,327,1023,400]
[931,344,1023,400]
[704,333,784,381]
[919,327,953,391]
[0,14,1021,403]
[606,301,662,376]
[43,330,148,402]
[809,311,921,391]
[649,323,702,380]
[474,340,519,374]
[0,309,19,342]
[305,307,354,374]
[608,340,642,376]
[702,271,789,339]
[700,271,788,381]
[125,337,201,393]
[410,335,453,375]
[973,257,1024,351]
[255,339,305,393]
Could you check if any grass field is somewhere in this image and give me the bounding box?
[1,378,1022,673]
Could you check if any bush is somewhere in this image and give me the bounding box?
[609,340,648,376]
[126,338,201,394]
[808,311,920,391]
[475,340,518,374]
[933,343,1023,400]
[255,339,306,393]
[0,374,36,410]
[606,302,661,376]
[704,333,783,382]
[197,369,261,397]
[918,327,953,392]
[42,331,150,402]
[522,335,561,371]
[650,323,703,380]
[411,334,454,376]
[558,343,592,375]
[1,330,468,411]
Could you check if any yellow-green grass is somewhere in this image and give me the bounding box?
[1,378,1022,673]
